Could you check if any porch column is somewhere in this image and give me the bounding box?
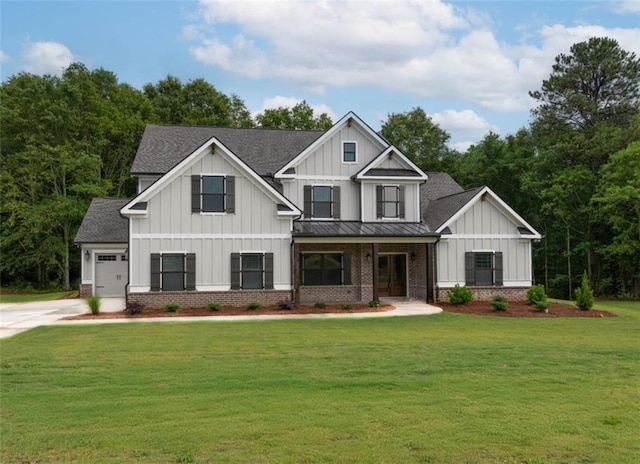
[426,243,435,303]
[293,242,300,304]
[372,243,379,302]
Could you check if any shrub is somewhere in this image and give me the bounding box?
[575,271,594,311]
[447,284,473,305]
[125,301,143,315]
[207,302,221,312]
[368,300,380,308]
[246,301,261,310]
[277,299,294,310]
[534,299,549,311]
[527,284,547,304]
[341,303,353,310]
[87,296,101,315]
[491,295,508,311]
[164,303,179,313]
[314,302,326,309]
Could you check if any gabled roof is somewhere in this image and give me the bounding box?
[423,187,483,231]
[132,125,323,176]
[75,198,130,243]
[355,146,428,181]
[122,137,301,218]
[275,112,388,178]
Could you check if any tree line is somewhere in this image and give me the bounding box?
[1,37,638,298]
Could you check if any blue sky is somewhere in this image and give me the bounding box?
[2,0,639,150]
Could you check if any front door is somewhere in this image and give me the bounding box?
[378,254,407,297]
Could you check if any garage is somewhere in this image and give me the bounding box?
[95,254,128,297]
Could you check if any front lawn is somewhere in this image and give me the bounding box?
[1,303,638,463]
[0,290,76,303]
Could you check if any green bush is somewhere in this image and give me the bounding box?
[164,303,179,313]
[207,302,221,312]
[87,296,101,315]
[527,285,547,304]
[575,271,594,311]
[534,299,549,311]
[491,295,508,311]
[341,304,353,310]
[314,302,326,309]
[246,301,261,310]
[368,300,380,308]
[447,284,473,305]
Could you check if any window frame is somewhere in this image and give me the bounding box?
[150,253,196,292]
[342,141,357,163]
[201,175,226,213]
[230,252,274,290]
[192,174,235,215]
[465,251,503,287]
[300,252,351,286]
[376,184,405,220]
[304,185,341,220]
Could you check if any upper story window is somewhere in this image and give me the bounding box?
[304,185,341,219]
[191,175,235,214]
[376,185,405,219]
[343,142,356,163]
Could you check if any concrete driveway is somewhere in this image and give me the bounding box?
[0,298,125,339]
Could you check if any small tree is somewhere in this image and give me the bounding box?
[575,271,594,311]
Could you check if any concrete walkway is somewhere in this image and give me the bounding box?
[1,298,441,338]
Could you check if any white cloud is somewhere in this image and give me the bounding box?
[432,109,497,151]
[186,0,640,112]
[22,41,74,76]
[0,50,9,62]
[613,1,640,13]
[256,96,337,120]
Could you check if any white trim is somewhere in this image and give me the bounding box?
[437,281,532,288]
[435,186,541,239]
[121,138,301,217]
[131,233,291,239]
[441,234,532,239]
[197,285,230,291]
[158,250,189,254]
[129,286,151,293]
[284,175,352,181]
[341,140,358,164]
[355,146,428,181]
[275,112,388,177]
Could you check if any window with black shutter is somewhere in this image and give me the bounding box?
[464,251,503,286]
[150,253,196,291]
[230,252,274,290]
[304,185,341,219]
[191,175,235,213]
[376,185,405,219]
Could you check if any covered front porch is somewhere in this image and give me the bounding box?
[292,222,438,304]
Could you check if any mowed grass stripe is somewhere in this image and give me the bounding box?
[1,308,639,463]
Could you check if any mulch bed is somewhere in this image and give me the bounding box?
[440,300,615,317]
[64,303,393,320]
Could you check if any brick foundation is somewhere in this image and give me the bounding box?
[437,286,529,302]
[79,284,92,298]
[127,290,291,309]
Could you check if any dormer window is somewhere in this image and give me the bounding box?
[376,185,405,219]
[342,142,356,163]
[191,175,235,214]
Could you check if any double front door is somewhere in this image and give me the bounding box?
[378,254,407,297]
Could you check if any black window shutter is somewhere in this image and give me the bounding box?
[332,186,341,219]
[226,176,235,213]
[343,253,352,285]
[303,185,312,218]
[465,252,475,286]
[185,253,196,290]
[150,253,161,291]
[191,175,201,213]
[230,253,240,290]
[264,253,274,289]
[495,252,503,286]
[376,185,383,219]
[398,186,405,219]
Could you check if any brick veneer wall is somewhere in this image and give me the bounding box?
[128,290,291,309]
[436,286,529,302]
[79,284,92,298]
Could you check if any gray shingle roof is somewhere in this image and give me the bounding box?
[423,187,483,231]
[364,168,421,177]
[293,221,435,237]
[131,125,324,176]
[75,198,130,243]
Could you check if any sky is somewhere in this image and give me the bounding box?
[1,0,639,151]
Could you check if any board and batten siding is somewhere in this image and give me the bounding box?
[361,182,420,222]
[128,149,293,292]
[294,126,385,177]
[449,197,518,235]
[282,179,359,220]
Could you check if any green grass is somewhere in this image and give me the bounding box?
[1,302,639,463]
[0,290,76,303]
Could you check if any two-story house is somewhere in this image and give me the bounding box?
[75,112,541,307]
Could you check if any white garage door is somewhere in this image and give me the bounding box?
[95,254,128,297]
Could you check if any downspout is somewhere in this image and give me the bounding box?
[433,237,440,303]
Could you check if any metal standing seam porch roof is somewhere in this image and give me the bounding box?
[293,221,435,237]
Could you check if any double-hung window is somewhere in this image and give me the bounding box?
[301,253,351,286]
[465,251,503,286]
[303,185,341,219]
[150,253,196,291]
[230,252,274,290]
[191,175,235,213]
[343,142,356,163]
[376,185,405,219]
